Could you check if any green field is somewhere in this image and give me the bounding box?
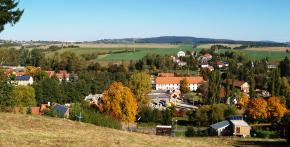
[45,44,290,62]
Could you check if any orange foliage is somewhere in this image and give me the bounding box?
[239,93,249,109]
[267,96,288,118]
[99,82,138,124]
[246,98,268,120]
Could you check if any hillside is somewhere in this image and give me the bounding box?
[0,113,236,146]
[94,36,287,46]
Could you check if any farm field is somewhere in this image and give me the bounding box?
[44,44,290,62]
[0,113,286,147]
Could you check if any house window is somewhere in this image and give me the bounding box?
[236,127,240,134]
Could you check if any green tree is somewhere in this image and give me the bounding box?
[13,86,36,107]
[0,0,24,32]
[0,69,15,111]
[129,72,152,106]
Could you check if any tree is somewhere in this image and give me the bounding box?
[99,82,138,124]
[246,98,268,122]
[180,78,190,94]
[0,69,15,111]
[0,0,24,32]
[13,86,36,107]
[279,57,290,78]
[129,72,152,106]
[239,93,249,109]
[267,96,288,121]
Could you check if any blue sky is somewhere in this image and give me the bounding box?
[1,0,290,42]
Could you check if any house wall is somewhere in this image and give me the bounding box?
[156,84,199,91]
[233,126,251,136]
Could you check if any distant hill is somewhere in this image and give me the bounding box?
[286,42,290,46]
[95,36,287,47]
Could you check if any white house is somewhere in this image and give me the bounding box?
[15,76,34,86]
[155,76,204,91]
[177,50,186,57]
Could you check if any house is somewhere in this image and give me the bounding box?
[15,76,34,86]
[200,62,209,68]
[53,104,69,118]
[223,80,250,93]
[84,94,103,105]
[200,53,213,63]
[55,70,70,82]
[210,118,251,137]
[155,76,204,91]
[214,61,225,68]
[177,50,186,57]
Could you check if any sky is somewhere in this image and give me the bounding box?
[1,0,290,42]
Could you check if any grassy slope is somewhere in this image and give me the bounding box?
[0,113,236,147]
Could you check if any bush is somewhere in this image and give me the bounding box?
[70,103,122,130]
[185,127,196,137]
[254,129,278,138]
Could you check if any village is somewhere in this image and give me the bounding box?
[1,48,288,139]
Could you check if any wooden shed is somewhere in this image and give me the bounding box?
[230,120,251,137]
[156,125,172,136]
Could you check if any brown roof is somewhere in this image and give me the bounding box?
[223,79,245,87]
[158,73,175,77]
[156,76,204,84]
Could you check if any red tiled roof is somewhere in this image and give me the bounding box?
[203,53,212,58]
[156,76,204,84]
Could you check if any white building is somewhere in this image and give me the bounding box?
[15,76,34,86]
[155,76,204,91]
[177,50,186,57]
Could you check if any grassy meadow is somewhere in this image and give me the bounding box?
[0,113,287,146]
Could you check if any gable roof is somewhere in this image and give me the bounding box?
[156,76,204,84]
[15,76,31,81]
[210,120,230,130]
[230,120,250,127]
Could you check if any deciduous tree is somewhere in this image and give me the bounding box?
[129,72,152,106]
[267,96,288,120]
[99,82,138,124]
[246,98,268,122]
[180,78,190,94]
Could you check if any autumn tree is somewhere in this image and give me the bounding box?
[246,98,268,122]
[267,96,288,121]
[239,93,249,110]
[129,72,152,106]
[0,0,24,32]
[99,82,138,124]
[180,78,190,94]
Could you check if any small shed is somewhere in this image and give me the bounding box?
[210,120,230,136]
[156,125,172,136]
[230,120,251,137]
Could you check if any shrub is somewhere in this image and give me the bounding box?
[70,102,122,130]
[185,127,196,137]
[254,129,278,138]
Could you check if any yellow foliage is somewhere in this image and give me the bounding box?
[239,93,249,109]
[267,96,288,118]
[246,98,268,120]
[100,82,138,124]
